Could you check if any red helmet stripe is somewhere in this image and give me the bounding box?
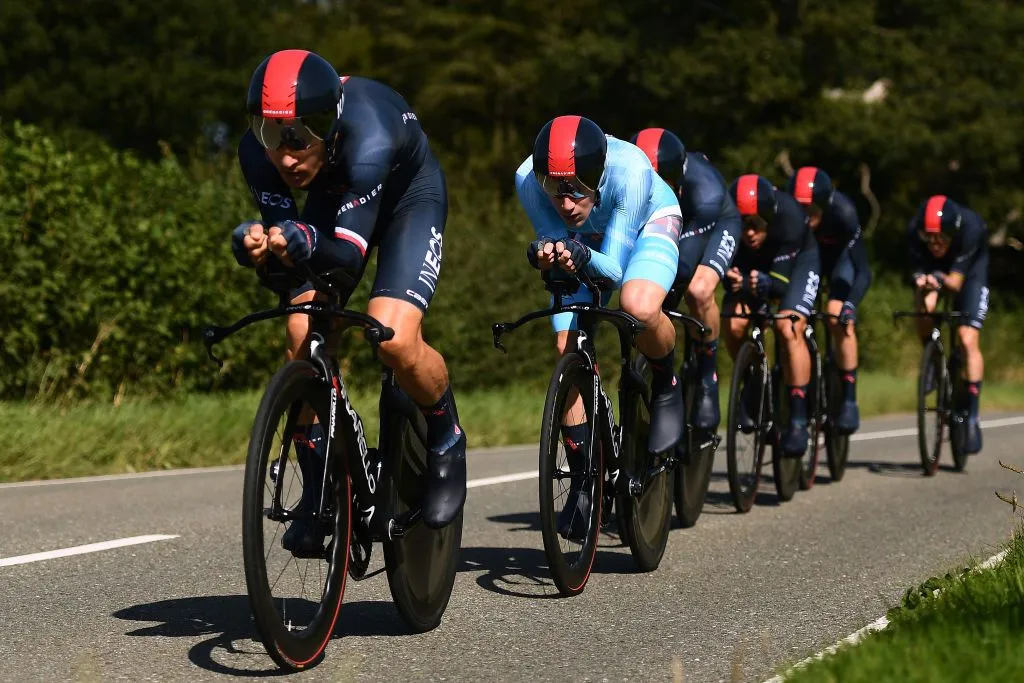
[736,174,759,215]
[794,167,817,204]
[634,128,664,172]
[261,49,309,117]
[924,195,948,233]
[547,115,582,177]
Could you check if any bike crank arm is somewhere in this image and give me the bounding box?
[387,507,423,540]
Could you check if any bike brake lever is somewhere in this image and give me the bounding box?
[492,323,509,354]
[202,326,226,369]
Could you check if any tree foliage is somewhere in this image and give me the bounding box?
[1,0,1023,401]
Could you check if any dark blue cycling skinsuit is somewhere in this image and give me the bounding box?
[725,192,820,317]
[814,190,871,310]
[666,153,740,307]
[907,204,990,330]
[239,76,448,310]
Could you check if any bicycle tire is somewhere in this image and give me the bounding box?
[799,339,823,491]
[726,341,767,513]
[917,341,945,476]
[618,355,672,572]
[771,363,800,502]
[824,360,850,482]
[674,370,714,528]
[242,361,351,672]
[538,352,603,596]
[948,353,969,472]
[382,388,463,632]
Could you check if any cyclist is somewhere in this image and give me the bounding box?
[630,128,740,433]
[516,115,683,538]
[786,167,872,434]
[725,175,820,456]
[231,49,467,552]
[907,195,989,454]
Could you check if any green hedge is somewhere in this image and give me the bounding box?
[1,120,1021,403]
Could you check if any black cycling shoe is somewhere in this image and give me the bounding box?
[557,487,592,542]
[648,377,685,453]
[966,418,983,454]
[282,433,329,555]
[835,399,860,435]
[781,420,809,457]
[422,428,468,529]
[692,379,721,432]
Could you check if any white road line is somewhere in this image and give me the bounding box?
[4,416,1024,492]
[762,548,1010,682]
[850,415,1024,442]
[467,471,539,489]
[0,534,179,568]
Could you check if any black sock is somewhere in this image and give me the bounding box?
[967,381,982,419]
[699,339,719,385]
[789,385,808,424]
[420,386,461,451]
[648,348,677,395]
[560,423,590,474]
[841,367,858,402]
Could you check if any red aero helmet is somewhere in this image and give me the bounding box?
[729,174,778,221]
[246,49,345,158]
[629,128,686,189]
[786,166,834,211]
[918,195,962,238]
[533,115,607,196]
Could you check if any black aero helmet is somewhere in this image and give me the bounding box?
[786,166,834,212]
[729,174,778,222]
[630,128,687,191]
[246,49,345,161]
[917,195,962,240]
[533,115,607,198]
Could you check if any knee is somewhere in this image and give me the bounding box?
[378,325,423,373]
[685,274,717,309]
[958,327,980,352]
[775,316,803,343]
[727,318,748,340]
[555,331,576,356]
[619,284,664,327]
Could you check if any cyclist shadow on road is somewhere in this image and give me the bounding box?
[114,595,409,677]
[846,460,961,477]
[699,471,782,513]
[458,511,640,600]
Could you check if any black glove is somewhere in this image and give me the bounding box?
[839,301,857,326]
[527,237,555,269]
[558,238,592,272]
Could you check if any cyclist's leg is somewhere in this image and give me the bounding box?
[955,260,989,453]
[776,249,818,454]
[553,304,595,539]
[621,211,683,452]
[683,217,738,430]
[825,250,860,433]
[368,165,466,529]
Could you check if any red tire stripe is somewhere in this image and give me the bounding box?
[736,174,759,216]
[261,49,309,117]
[794,167,817,204]
[547,115,582,177]
[924,195,947,233]
[634,128,665,172]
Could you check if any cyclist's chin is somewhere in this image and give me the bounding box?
[559,213,586,228]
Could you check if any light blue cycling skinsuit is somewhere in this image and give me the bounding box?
[515,136,683,331]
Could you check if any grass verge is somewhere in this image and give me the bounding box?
[2,373,1023,483]
[781,529,1024,683]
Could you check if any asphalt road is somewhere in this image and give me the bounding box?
[1,413,1021,683]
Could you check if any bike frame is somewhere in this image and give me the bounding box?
[492,271,706,497]
[203,268,423,543]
